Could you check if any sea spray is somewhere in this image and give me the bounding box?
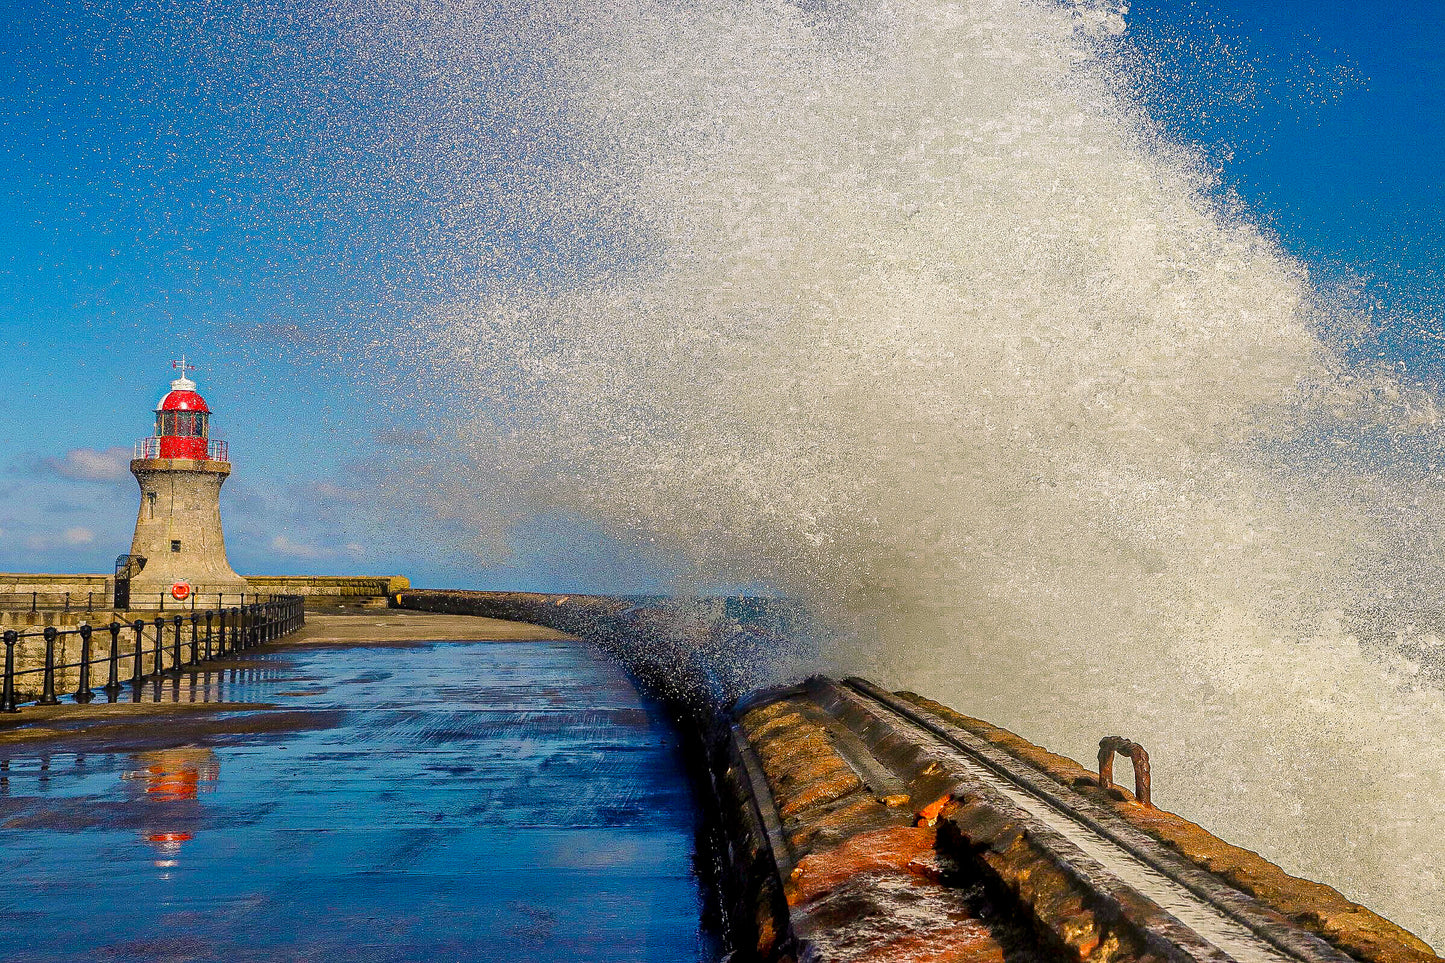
[311,0,1445,944]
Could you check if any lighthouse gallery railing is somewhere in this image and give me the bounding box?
[0,595,305,712]
[134,437,229,461]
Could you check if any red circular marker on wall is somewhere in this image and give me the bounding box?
[171,582,191,601]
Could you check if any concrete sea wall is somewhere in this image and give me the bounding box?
[242,575,410,606]
[0,572,408,614]
[393,589,1441,963]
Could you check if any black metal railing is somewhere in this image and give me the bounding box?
[0,595,305,713]
[0,591,107,614]
[138,590,259,613]
[0,590,264,614]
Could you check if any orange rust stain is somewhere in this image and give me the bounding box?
[863,924,1006,963]
[916,793,953,827]
[787,826,938,906]
[755,913,778,956]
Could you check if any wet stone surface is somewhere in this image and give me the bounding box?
[0,619,716,962]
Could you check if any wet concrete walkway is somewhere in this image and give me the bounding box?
[0,614,717,962]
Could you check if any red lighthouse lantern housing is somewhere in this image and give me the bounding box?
[136,359,228,463]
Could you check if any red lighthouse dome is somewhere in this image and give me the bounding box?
[138,359,228,462]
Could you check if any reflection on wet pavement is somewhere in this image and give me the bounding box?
[122,747,221,871]
[0,636,716,962]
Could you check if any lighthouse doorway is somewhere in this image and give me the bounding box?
[114,554,146,610]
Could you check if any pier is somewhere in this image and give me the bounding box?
[0,593,1438,963]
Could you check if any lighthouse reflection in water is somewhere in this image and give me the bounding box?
[121,747,220,874]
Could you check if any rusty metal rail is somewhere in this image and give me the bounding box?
[837,677,1359,963]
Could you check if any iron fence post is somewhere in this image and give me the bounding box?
[205,611,214,660]
[189,614,200,664]
[131,621,146,684]
[38,627,60,705]
[172,615,183,671]
[105,622,122,693]
[1,631,18,712]
[153,618,165,675]
[75,624,94,703]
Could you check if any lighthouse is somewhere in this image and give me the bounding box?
[122,360,248,605]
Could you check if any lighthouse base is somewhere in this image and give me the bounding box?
[126,457,249,608]
[126,576,252,611]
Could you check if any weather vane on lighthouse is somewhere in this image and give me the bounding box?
[171,357,197,389]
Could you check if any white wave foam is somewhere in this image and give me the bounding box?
[346,0,1445,944]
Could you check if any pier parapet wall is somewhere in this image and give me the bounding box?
[0,572,408,616]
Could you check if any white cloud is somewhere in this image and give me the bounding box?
[269,534,333,560]
[23,526,99,551]
[345,542,367,557]
[43,446,133,482]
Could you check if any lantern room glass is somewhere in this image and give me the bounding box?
[156,411,209,438]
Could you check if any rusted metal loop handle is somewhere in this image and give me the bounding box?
[1098,735,1152,808]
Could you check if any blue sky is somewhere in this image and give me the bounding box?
[1127,0,1445,372]
[2,0,1443,590]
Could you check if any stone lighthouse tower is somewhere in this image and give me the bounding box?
[123,360,248,604]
